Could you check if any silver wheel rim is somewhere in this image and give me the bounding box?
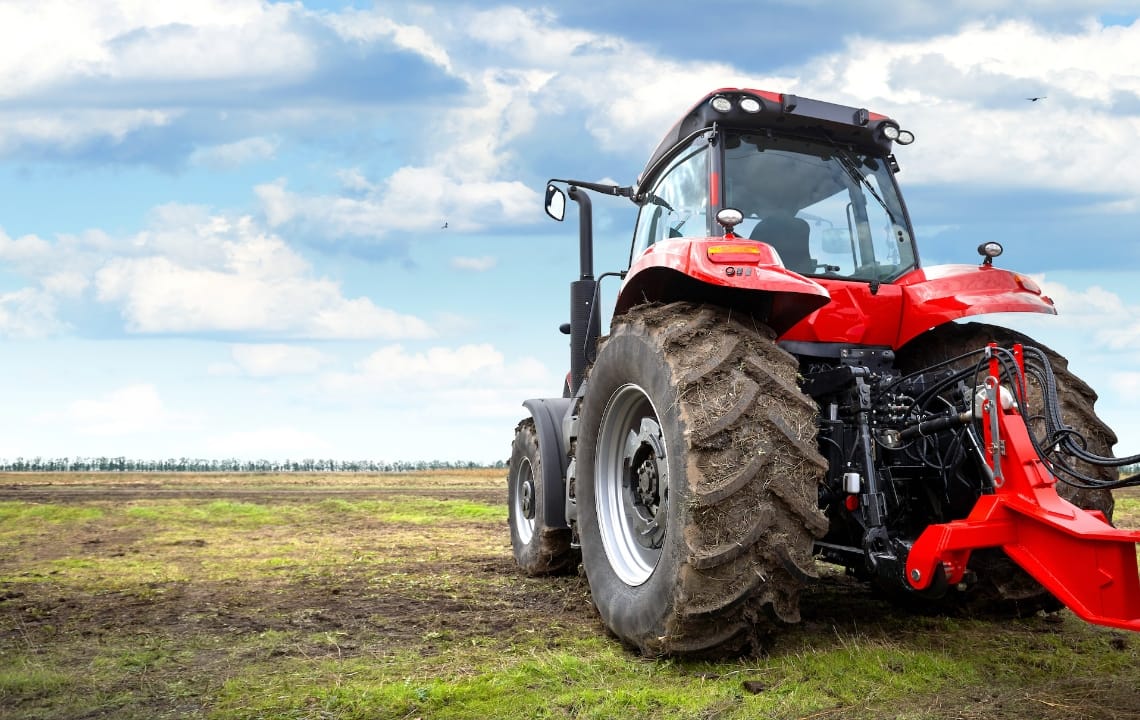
[513,456,535,545]
[595,383,668,586]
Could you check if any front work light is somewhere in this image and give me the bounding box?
[710,96,733,113]
[739,97,762,113]
[882,124,915,145]
[978,241,1003,266]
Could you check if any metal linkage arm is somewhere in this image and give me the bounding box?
[906,343,1140,632]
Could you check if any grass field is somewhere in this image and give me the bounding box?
[1,470,1137,719]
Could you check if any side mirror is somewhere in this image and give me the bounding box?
[545,184,566,222]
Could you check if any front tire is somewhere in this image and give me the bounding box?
[576,303,828,656]
[508,419,577,576]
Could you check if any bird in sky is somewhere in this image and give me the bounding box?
[441,222,448,229]
[1027,96,1047,102]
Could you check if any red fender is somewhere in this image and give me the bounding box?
[615,237,830,335]
[894,264,1056,347]
[780,264,1057,348]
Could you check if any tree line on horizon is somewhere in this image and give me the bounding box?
[4,456,1137,480]
[0,457,506,473]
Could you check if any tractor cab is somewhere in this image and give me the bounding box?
[603,89,1055,348]
[631,125,917,284]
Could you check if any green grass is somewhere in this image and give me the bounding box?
[126,500,285,526]
[207,616,1133,720]
[0,662,73,703]
[0,502,104,524]
[316,496,506,523]
[120,496,504,527]
[1116,496,1139,528]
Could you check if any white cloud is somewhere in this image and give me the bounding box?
[2,3,1136,207]
[0,288,65,338]
[986,276,1138,345]
[229,344,332,377]
[450,256,496,272]
[406,9,1140,201]
[35,384,195,437]
[256,168,539,237]
[1109,371,1140,403]
[0,1,315,160]
[791,19,1140,195]
[190,136,280,169]
[323,9,452,71]
[0,0,313,99]
[93,230,433,338]
[449,7,787,158]
[336,168,376,193]
[320,343,554,418]
[354,344,506,382]
[259,11,564,238]
[0,228,54,268]
[6,205,434,340]
[0,109,175,156]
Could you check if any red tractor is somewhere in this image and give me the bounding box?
[508,88,1140,656]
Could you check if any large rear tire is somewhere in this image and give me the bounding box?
[896,321,1117,613]
[508,419,578,576]
[576,302,828,656]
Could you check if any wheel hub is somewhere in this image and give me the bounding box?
[595,383,668,586]
[520,478,535,519]
[512,456,536,545]
[624,418,667,550]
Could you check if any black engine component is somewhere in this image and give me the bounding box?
[796,343,993,595]
[794,339,1140,597]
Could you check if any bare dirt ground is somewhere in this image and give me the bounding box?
[0,472,589,663]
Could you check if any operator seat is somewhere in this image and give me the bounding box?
[750,213,816,274]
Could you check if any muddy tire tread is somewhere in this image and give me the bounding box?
[578,302,827,656]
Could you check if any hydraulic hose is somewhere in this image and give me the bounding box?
[1007,346,1140,490]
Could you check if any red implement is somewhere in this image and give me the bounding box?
[906,344,1140,631]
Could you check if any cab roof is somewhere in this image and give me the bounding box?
[636,88,902,192]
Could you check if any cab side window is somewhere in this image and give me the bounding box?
[631,138,708,261]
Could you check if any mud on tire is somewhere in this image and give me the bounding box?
[508,419,578,576]
[895,321,1117,614]
[576,302,828,657]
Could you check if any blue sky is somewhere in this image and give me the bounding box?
[2,1,1140,464]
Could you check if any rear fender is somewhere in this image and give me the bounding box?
[522,398,572,530]
[896,264,1056,347]
[615,237,830,335]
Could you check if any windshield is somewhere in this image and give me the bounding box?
[722,132,916,283]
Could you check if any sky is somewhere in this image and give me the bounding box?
[1,1,1140,464]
